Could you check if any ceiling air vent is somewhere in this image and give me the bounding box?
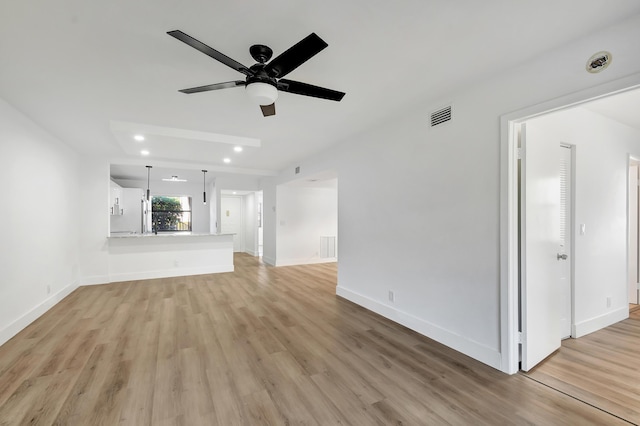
[430,105,452,127]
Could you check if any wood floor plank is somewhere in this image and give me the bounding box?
[242,389,285,426]
[117,320,160,426]
[51,343,112,425]
[524,313,640,425]
[0,253,636,424]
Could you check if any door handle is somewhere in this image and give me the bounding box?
[557,253,568,260]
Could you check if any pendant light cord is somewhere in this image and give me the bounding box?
[202,170,207,204]
[146,165,152,201]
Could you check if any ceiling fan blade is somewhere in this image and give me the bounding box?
[265,33,328,78]
[260,103,276,117]
[277,79,345,101]
[168,30,253,77]
[179,80,246,94]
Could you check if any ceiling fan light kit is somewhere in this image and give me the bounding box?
[245,81,278,106]
[167,30,345,117]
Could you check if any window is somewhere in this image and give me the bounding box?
[151,196,192,232]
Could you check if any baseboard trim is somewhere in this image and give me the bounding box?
[107,265,234,283]
[336,285,502,371]
[276,257,337,267]
[573,306,629,337]
[0,281,78,346]
[262,256,276,266]
[80,274,110,286]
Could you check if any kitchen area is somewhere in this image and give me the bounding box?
[105,165,235,282]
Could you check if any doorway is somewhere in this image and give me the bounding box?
[273,171,338,266]
[220,190,263,257]
[501,77,640,374]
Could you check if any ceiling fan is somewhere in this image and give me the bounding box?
[167,30,346,117]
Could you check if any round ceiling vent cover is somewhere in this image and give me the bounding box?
[586,51,612,73]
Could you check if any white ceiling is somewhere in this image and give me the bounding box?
[2,1,640,180]
[583,89,640,130]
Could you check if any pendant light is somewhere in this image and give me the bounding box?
[202,170,208,205]
[146,165,152,201]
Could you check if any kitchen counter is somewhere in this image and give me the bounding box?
[107,233,234,282]
[109,232,234,238]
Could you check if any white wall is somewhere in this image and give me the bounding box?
[0,98,80,345]
[78,156,110,285]
[528,108,640,335]
[275,183,338,266]
[262,182,277,265]
[262,14,640,371]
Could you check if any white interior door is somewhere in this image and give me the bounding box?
[559,145,572,339]
[520,122,562,371]
[221,196,243,252]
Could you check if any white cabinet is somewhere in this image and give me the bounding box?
[109,181,145,234]
[110,180,123,216]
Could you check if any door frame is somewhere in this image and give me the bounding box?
[499,73,640,374]
[629,159,640,305]
[559,143,575,340]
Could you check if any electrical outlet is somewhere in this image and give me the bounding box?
[46,285,51,295]
[606,297,611,308]
[174,260,180,267]
[388,290,395,303]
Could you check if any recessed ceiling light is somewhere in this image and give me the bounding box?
[140,150,150,156]
[223,158,231,164]
[233,191,237,195]
[134,134,145,142]
[234,146,243,153]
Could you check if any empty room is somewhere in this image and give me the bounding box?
[2,1,640,424]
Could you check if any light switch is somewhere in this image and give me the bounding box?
[580,224,586,235]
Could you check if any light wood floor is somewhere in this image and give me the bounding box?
[524,308,640,425]
[0,254,633,425]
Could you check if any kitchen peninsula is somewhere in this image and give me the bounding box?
[107,233,234,282]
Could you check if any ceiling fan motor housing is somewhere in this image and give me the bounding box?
[249,44,273,64]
